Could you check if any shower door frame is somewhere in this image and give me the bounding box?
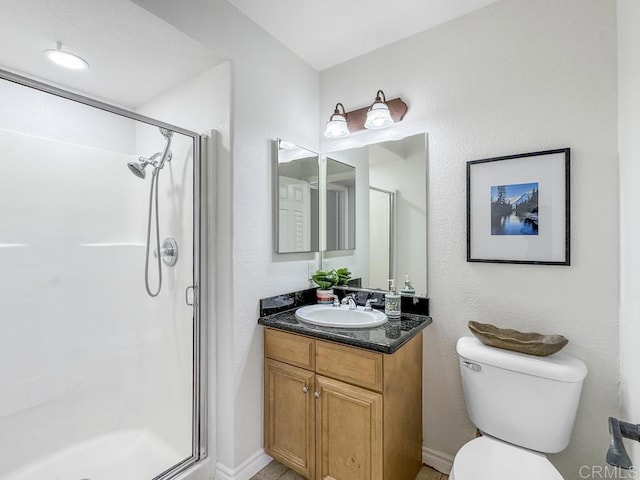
[0,68,209,480]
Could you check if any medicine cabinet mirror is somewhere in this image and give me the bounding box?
[274,133,427,296]
[273,139,320,253]
[323,133,428,296]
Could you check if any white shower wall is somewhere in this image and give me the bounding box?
[0,83,194,478]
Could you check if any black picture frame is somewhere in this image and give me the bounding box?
[466,148,570,265]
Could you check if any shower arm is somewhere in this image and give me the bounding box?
[156,129,173,170]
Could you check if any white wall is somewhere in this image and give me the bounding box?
[321,0,618,476]
[131,0,319,475]
[618,0,640,467]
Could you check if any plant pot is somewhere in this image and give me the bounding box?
[316,289,334,304]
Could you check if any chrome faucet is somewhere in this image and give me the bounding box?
[364,298,378,311]
[341,294,357,310]
[332,295,340,307]
[607,416,640,469]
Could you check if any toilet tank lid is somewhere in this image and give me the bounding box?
[457,336,587,382]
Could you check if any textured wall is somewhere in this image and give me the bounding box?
[321,0,619,476]
[618,0,640,467]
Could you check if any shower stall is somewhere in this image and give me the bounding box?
[0,69,207,480]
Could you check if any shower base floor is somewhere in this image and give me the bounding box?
[5,429,185,480]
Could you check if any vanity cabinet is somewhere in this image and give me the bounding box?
[263,327,422,480]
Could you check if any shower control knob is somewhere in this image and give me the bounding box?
[155,237,179,266]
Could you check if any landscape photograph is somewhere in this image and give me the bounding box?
[490,182,539,235]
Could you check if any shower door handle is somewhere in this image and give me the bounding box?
[186,285,197,306]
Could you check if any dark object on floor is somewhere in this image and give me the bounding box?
[607,416,640,469]
[467,321,568,356]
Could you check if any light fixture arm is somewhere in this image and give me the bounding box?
[331,102,346,120]
[373,90,387,105]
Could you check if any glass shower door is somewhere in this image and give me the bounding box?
[0,73,204,480]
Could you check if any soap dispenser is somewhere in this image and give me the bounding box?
[400,275,415,294]
[385,279,401,319]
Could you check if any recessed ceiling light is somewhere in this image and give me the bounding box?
[44,42,89,70]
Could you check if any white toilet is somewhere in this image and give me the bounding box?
[451,336,588,480]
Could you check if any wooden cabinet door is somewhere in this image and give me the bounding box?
[264,359,315,478]
[315,376,383,480]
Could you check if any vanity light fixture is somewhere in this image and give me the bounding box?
[324,103,350,138]
[364,90,393,130]
[44,42,89,70]
[323,90,408,138]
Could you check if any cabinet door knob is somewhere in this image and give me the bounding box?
[314,392,320,399]
[302,386,309,393]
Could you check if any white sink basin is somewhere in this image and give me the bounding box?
[295,304,387,328]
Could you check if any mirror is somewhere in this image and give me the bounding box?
[323,133,428,295]
[274,139,320,253]
[325,158,356,251]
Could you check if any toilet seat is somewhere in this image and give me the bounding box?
[450,436,564,480]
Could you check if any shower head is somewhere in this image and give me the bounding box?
[128,155,155,179]
[128,128,174,178]
[128,160,147,179]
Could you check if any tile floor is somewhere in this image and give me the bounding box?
[250,460,449,480]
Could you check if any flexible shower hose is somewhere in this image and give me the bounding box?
[144,167,162,297]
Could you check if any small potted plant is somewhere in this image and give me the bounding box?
[312,269,338,304]
[312,268,352,304]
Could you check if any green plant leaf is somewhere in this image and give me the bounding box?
[312,269,338,289]
[335,267,352,286]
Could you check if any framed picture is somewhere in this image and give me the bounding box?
[467,148,570,265]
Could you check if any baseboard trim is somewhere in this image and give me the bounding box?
[215,449,273,480]
[422,446,454,475]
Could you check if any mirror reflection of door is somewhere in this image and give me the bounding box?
[279,176,313,252]
[325,158,356,251]
[369,187,395,290]
[275,140,319,253]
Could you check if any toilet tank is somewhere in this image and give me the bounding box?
[456,336,587,453]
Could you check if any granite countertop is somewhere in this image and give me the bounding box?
[258,308,432,354]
